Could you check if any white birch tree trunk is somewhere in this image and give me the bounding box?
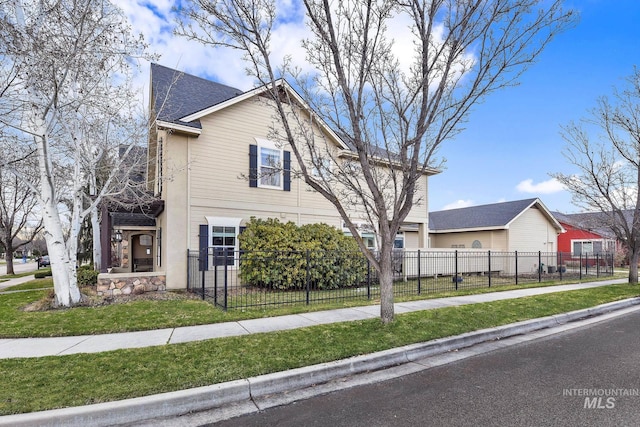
[34,117,80,306]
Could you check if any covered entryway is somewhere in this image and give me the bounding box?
[132,233,154,272]
[100,201,164,273]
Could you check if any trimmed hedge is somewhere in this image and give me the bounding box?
[34,270,52,279]
[238,218,367,290]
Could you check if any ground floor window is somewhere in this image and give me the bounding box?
[572,239,614,255]
[206,217,242,267]
[394,233,404,249]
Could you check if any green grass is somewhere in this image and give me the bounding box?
[0,273,627,338]
[0,268,45,279]
[1,278,53,292]
[0,283,638,415]
[0,290,232,338]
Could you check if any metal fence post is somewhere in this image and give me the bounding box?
[585,252,589,277]
[579,252,583,280]
[455,250,459,290]
[367,258,371,300]
[559,251,563,281]
[417,249,421,295]
[306,249,310,305]
[214,250,218,306]
[538,251,542,283]
[201,251,206,301]
[596,253,600,277]
[515,251,519,285]
[223,249,228,310]
[488,250,491,288]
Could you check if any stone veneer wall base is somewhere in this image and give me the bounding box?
[97,272,166,297]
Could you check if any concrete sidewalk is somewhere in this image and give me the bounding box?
[0,274,36,292]
[0,278,627,359]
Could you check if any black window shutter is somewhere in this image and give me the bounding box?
[249,144,258,187]
[198,224,209,271]
[283,150,291,192]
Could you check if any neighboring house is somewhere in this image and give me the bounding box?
[429,198,565,252]
[551,211,619,256]
[131,64,436,289]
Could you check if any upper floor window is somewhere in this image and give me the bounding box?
[259,145,282,188]
[250,139,291,191]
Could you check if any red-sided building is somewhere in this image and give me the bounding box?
[552,212,618,256]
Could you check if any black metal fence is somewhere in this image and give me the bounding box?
[187,249,615,310]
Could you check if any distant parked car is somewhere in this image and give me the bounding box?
[37,255,50,268]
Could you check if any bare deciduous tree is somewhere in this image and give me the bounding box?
[0,143,42,274]
[177,0,575,322]
[0,0,152,306]
[552,68,640,284]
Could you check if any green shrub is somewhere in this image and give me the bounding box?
[238,218,367,290]
[34,270,52,279]
[77,265,99,287]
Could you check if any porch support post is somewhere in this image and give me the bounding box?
[418,222,429,249]
[100,203,111,273]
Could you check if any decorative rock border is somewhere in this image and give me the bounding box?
[96,272,166,297]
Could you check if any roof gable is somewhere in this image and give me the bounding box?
[429,198,562,232]
[150,63,244,130]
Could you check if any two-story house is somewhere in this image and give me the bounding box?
[113,64,436,289]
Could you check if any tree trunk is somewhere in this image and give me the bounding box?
[4,248,14,275]
[378,244,394,324]
[35,119,81,307]
[629,249,639,284]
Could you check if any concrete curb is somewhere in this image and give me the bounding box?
[2,297,639,427]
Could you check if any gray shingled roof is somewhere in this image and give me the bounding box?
[151,63,244,129]
[429,198,539,231]
[551,210,624,239]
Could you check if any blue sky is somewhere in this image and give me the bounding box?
[430,0,640,213]
[118,0,640,214]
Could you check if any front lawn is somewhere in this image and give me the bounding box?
[0,283,638,415]
[0,274,628,338]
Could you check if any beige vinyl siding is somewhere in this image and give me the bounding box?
[186,97,431,246]
[161,95,433,287]
[431,230,508,250]
[508,207,558,252]
[159,130,190,289]
[404,231,419,248]
[403,175,429,224]
[188,206,342,250]
[189,100,336,212]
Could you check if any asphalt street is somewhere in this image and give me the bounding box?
[212,309,640,427]
[0,260,37,276]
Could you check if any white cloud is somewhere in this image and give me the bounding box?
[442,199,474,210]
[114,1,478,98]
[516,178,565,194]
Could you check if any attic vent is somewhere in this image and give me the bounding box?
[472,240,482,249]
